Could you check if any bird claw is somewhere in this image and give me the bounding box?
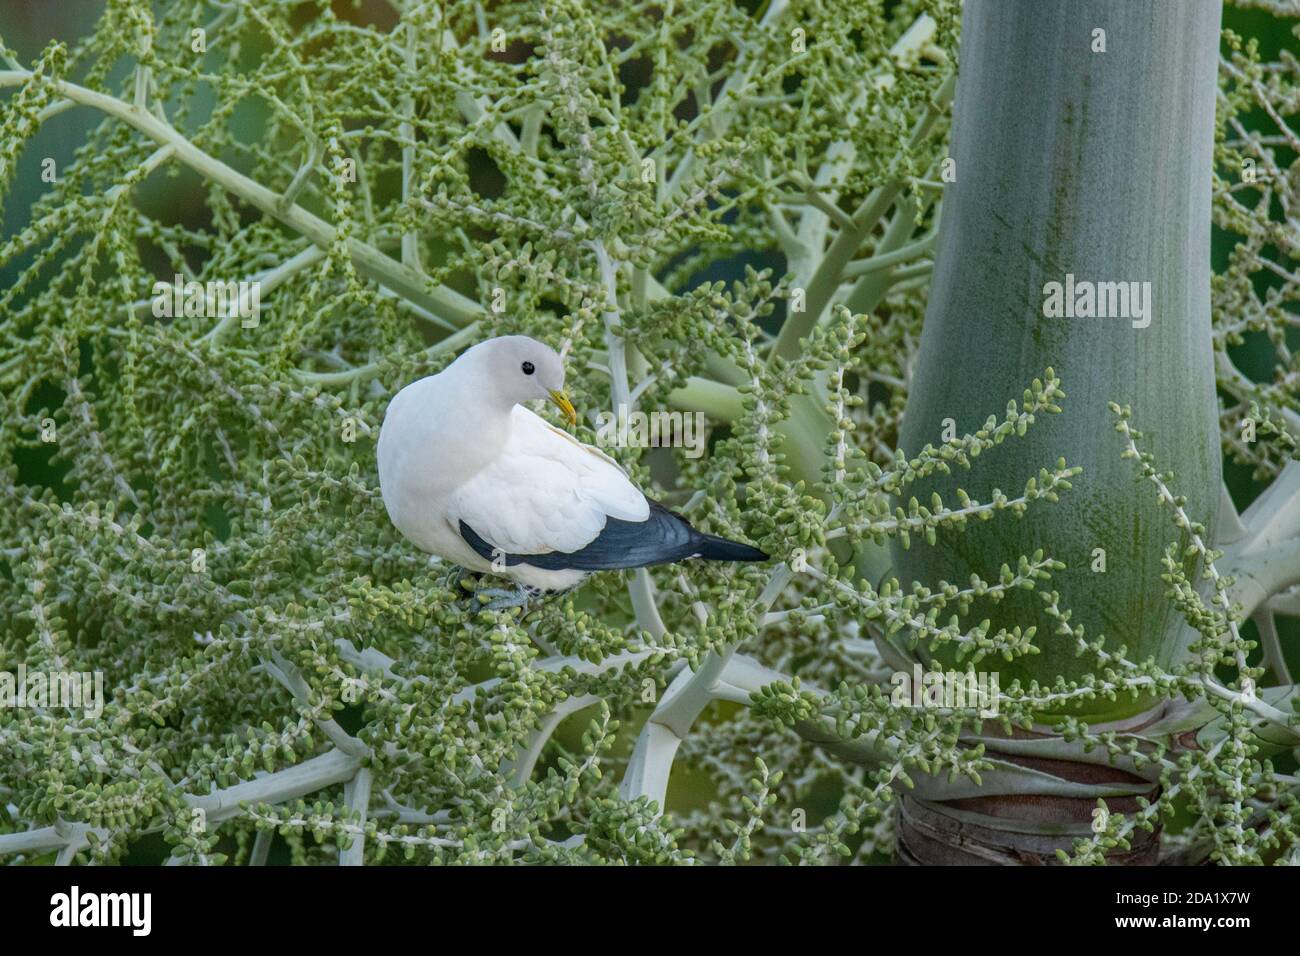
[444,565,476,594]
[475,584,542,611]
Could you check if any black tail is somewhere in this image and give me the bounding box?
[460,499,768,571]
[694,531,768,562]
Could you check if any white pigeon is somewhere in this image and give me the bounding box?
[376,335,766,607]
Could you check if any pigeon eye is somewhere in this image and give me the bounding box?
[521,361,535,375]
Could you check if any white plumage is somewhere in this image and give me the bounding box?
[376,335,766,601]
[448,407,649,558]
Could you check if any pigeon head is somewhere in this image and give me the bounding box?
[464,335,576,425]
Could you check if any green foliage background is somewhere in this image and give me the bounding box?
[1,0,1298,865]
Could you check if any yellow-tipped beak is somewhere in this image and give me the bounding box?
[549,389,577,426]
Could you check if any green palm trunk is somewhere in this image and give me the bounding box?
[894,0,1223,722]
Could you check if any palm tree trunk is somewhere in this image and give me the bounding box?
[892,0,1223,862]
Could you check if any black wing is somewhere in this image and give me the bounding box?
[458,500,765,572]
